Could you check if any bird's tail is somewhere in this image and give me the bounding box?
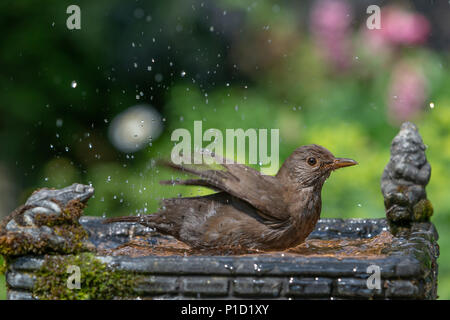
[102,216,141,224]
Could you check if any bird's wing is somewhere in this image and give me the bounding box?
[159,151,288,222]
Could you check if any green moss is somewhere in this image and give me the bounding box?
[0,274,5,300]
[413,199,434,222]
[0,227,91,257]
[34,200,84,227]
[0,256,5,275]
[388,222,411,237]
[0,200,92,257]
[33,253,140,300]
[0,256,5,300]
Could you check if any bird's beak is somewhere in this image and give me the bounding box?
[332,158,358,170]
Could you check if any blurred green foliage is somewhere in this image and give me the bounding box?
[0,0,449,299]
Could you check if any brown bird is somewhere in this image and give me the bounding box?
[105,145,357,250]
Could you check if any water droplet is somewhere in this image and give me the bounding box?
[71,81,77,88]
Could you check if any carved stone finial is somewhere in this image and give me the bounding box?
[0,183,95,256]
[381,122,433,228]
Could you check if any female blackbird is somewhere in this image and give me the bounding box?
[105,144,357,250]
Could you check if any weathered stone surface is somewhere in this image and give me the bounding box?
[233,277,282,297]
[93,255,400,278]
[9,256,45,271]
[286,277,332,297]
[4,218,439,300]
[381,122,432,226]
[181,277,229,297]
[6,271,36,290]
[386,280,421,298]
[7,290,35,300]
[395,258,422,277]
[333,278,383,298]
[134,276,179,294]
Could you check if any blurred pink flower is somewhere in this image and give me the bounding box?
[366,6,430,47]
[388,62,428,124]
[310,0,353,71]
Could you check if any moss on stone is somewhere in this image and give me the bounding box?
[34,199,84,227]
[0,232,48,256]
[33,253,140,300]
[413,199,434,222]
[0,200,92,257]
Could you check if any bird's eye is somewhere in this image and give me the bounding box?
[307,157,317,166]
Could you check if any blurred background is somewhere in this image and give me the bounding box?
[0,0,449,299]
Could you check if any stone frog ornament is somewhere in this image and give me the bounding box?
[381,122,433,229]
[0,183,95,256]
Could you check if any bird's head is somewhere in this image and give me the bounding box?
[277,144,358,189]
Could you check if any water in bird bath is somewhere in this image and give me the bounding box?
[98,230,393,259]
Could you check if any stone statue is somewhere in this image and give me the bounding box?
[381,122,433,230]
[0,183,95,256]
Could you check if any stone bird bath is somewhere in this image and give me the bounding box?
[0,122,439,299]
